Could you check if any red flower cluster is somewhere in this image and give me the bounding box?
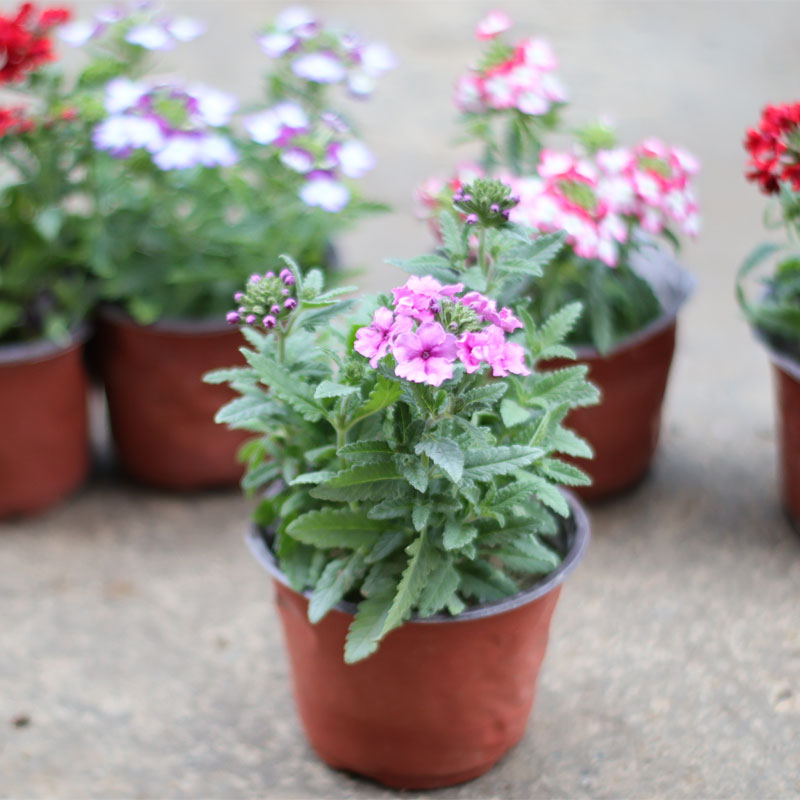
[745,102,800,195]
[0,106,34,136]
[0,3,70,84]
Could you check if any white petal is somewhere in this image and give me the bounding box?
[104,77,149,114]
[125,24,173,51]
[58,20,97,46]
[292,52,345,84]
[300,178,350,212]
[337,140,375,178]
[258,31,294,57]
[167,17,206,42]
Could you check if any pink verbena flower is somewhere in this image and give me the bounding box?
[476,10,512,40]
[460,291,522,332]
[392,276,464,322]
[353,307,412,367]
[457,325,530,377]
[393,321,458,386]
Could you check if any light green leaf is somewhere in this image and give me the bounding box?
[338,440,393,462]
[244,351,326,422]
[365,530,407,563]
[443,520,478,551]
[415,437,464,483]
[314,380,360,399]
[550,426,594,459]
[350,376,403,424]
[345,587,395,664]
[308,553,365,623]
[287,509,383,550]
[412,504,431,532]
[527,476,570,516]
[310,462,407,501]
[500,397,530,427]
[386,254,457,283]
[417,560,461,617]
[395,454,428,493]
[463,445,544,482]
[539,457,592,487]
[290,470,337,485]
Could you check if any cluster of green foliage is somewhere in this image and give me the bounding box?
[737,184,800,359]
[209,179,599,662]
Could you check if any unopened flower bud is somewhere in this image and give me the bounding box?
[249,274,261,284]
[234,292,244,301]
[263,315,277,329]
[270,304,281,314]
[238,306,246,314]
[265,271,275,279]
[282,288,290,296]
[284,297,297,311]
[463,193,472,202]
[466,213,479,225]
[280,268,296,285]
[245,314,257,324]
[226,311,240,325]
[490,203,500,213]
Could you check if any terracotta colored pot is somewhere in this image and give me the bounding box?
[98,309,248,490]
[0,330,89,517]
[544,249,694,501]
[767,347,800,528]
[247,495,590,789]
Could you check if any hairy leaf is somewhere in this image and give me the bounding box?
[287,509,384,550]
[308,553,365,623]
[415,437,464,483]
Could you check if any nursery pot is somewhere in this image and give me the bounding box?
[247,494,590,790]
[545,247,695,501]
[98,309,248,491]
[0,329,89,517]
[764,346,800,528]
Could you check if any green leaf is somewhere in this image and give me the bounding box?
[349,376,403,424]
[529,366,599,408]
[345,587,395,663]
[395,454,428,493]
[203,366,255,385]
[527,476,570,516]
[338,440,393,462]
[244,351,326,422]
[550,426,594,459]
[458,561,518,603]
[412,504,431,532]
[456,382,508,413]
[33,207,63,242]
[494,538,559,574]
[440,210,466,258]
[308,553,365,623]
[241,462,280,491]
[310,462,407,501]
[299,299,356,332]
[463,445,544,482]
[287,509,383,550]
[314,380,360,399]
[417,560,461,617]
[214,394,274,427]
[368,499,414,520]
[443,520,478,551]
[414,437,464,483]
[539,457,592,487]
[499,397,530,427]
[529,402,571,448]
[365,530,407,563]
[290,470,337,485]
[382,531,439,636]
[387,254,457,283]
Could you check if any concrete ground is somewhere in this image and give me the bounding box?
[2,2,800,798]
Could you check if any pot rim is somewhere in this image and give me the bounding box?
[569,244,696,360]
[0,323,90,366]
[246,491,590,625]
[98,304,233,336]
[752,329,800,383]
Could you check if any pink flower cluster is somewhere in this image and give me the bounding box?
[510,142,700,265]
[354,276,528,387]
[454,12,566,117]
[417,139,700,267]
[257,6,395,99]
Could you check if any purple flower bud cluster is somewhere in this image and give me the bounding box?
[257,6,396,100]
[226,268,299,330]
[93,79,238,170]
[244,102,375,213]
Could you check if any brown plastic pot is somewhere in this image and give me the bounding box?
[247,494,590,790]
[544,248,694,502]
[0,329,89,518]
[98,309,248,490]
[765,347,800,528]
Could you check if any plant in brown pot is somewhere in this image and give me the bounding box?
[0,3,98,517]
[208,179,598,789]
[417,10,699,500]
[737,101,800,529]
[63,3,393,490]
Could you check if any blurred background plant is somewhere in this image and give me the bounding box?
[0,2,97,343]
[60,2,393,324]
[737,101,800,358]
[416,10,700,354]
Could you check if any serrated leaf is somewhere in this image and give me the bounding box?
[387,254,457,283]
[538,302,583,354]
[338,440,393,462]
[443,519,478,551]
[539,457,592,486]
[440,210,466,258]
[456,382,508,413]
[550,426,594,459]
[290,470,337,485]
[350,376,403,424]
[241,462,280,491]
[243,351,326,422]
[345,587,395,663]
[314,380,360,399]
[367,499,414,520]
[529,402,571,448]
[395,454,428,493]
[529,366,600,409]
[417,560,460,617]
[203,366,256,385]
[500,397,530,427]
[381,531,439,636]
[463,445,543,482]
[305,444,337,464]
[299,300,356,332]
[457,562,518,603]
[310,462,407,501]
[412,504,431,532]
[287,509,383,549]
[365,530,407,563]
[527,476,570,516]
[415,437,464,483]
[308,553,365,623]
[214,394,274,427]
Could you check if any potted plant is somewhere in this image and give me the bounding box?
[208,179,597,789]
[0,3,97,517]
[61,3,393,490]
[417,11,699,500]
[737,101,800,529]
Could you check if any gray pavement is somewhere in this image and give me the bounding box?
[2,2,800,798]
